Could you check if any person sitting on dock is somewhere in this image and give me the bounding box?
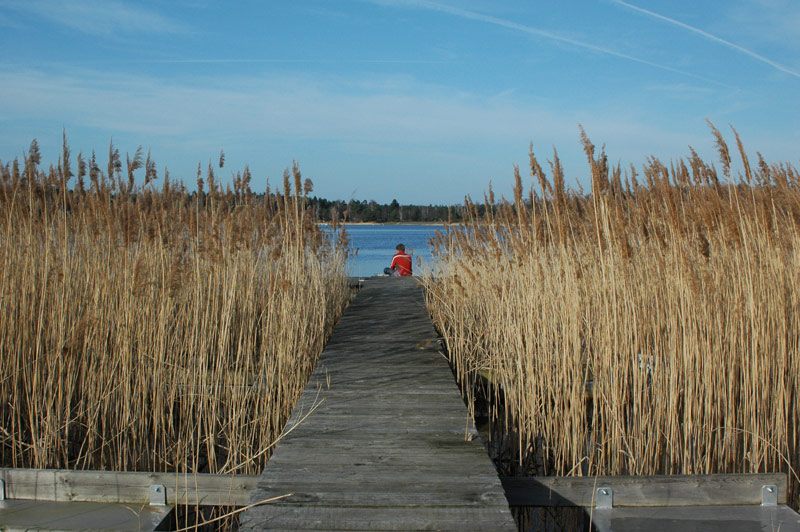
[384,243,413,276]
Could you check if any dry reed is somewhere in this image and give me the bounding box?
[0,137,351,478]
[423,124,800,508]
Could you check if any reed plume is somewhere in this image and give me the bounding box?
[423,124,800,509]
[0,136,351,478]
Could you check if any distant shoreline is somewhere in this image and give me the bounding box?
[318,221,448,226]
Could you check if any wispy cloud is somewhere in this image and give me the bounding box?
[612,0,800,79]
[730,0,800,50]
[0,67,571,142]
[0,66,588,201]
[643,83,716,101]
[139,58,453,65]
[1,0,189,36]
[363,0,729,86]
[0,66,740,170]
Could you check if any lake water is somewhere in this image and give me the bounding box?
[324,224,443,278]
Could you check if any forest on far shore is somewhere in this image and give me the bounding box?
[307,197,483,223]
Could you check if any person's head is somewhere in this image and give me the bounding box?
[396,243,405,252]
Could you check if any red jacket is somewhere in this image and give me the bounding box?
[390,251,413,276]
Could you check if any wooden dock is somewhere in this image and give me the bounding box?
[0,468,257,531]
[240,276,517,531]
[4,275,799,530]
[503,473,800,531]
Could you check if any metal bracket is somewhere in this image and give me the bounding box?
[761,484,778,506]
[596,486,613,509]
[149,484,167,506]
[0,479,5,501]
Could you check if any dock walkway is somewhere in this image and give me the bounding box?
[240,276,517,531]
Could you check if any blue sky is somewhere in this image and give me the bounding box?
[1,0,798,204]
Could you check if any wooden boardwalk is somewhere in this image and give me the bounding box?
[7,275,796,530]
[240,276,517,531]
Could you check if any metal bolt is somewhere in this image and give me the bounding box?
[150,484,167,506]
[762,485,778,507]
[596,487,613,509]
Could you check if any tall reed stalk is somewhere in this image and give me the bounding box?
[423,125,800,507]
[0,138,351,476]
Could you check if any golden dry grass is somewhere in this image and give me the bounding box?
[0,138,351,476]
[423,124,800,505]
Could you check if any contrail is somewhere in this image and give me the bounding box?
[367,0,731,86]
[612,0,800,79]
[42,58,454,67]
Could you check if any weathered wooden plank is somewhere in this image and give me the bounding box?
[304,371,458,390]
[589,504,800,532]
[281,415,476,434]
[249,487,510,507]
[255,477,509,499]
[501,473,788,507]
[279,425,477,442]
[273,431,479,446]
[256,471,506,490]
[264,446,492,467]
[241,277,516,531]
[243,505,519,531]
[307,360,451,376]
[0,499,171,532]
[292,386,464,402]
[286,401,474,418]
[258,468,505,484]
[297,382,458,395]
[0,468,258,506]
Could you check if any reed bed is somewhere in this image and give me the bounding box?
[0,137,351,477]
[423,124,800,506]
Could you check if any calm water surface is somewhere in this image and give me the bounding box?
[325,224,443,277]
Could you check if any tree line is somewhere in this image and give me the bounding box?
[307,197,483,223]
